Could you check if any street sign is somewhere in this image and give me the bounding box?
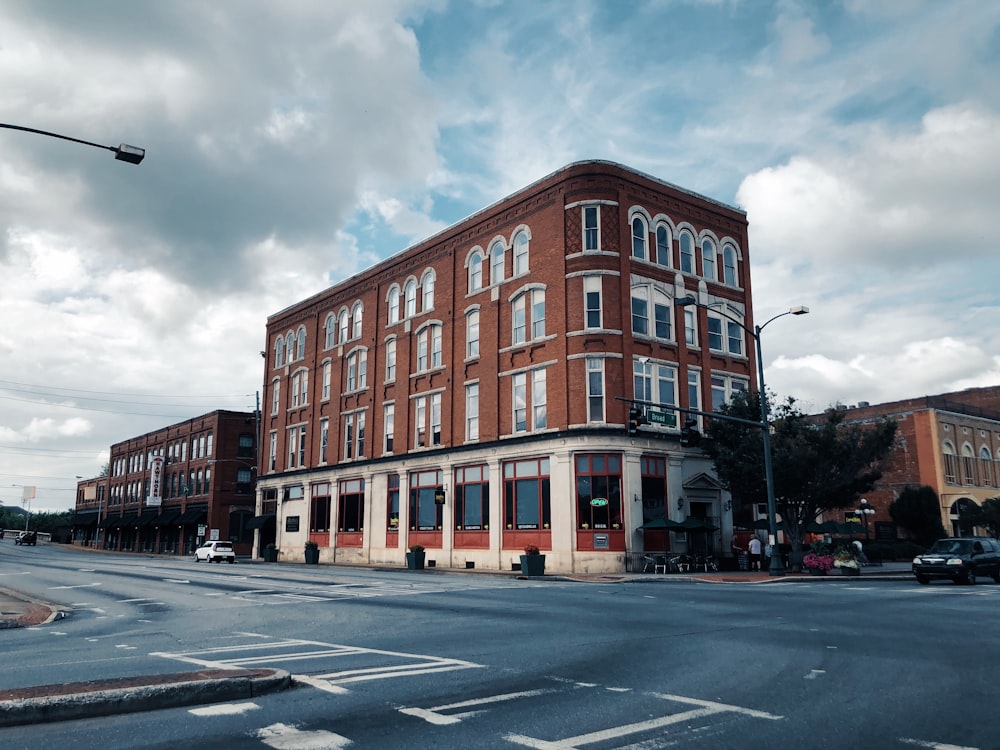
[647,410,677,427]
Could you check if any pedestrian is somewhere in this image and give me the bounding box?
[748,535,762,571]
[852,539,871,566]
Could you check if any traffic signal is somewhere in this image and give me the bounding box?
[679,417,701,447]
[627,407,646,435]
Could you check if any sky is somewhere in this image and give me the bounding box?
[2,0,999,513]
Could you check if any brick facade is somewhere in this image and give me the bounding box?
[257,161,758,574]
[825,387,1000,538]
[73,410,258,555]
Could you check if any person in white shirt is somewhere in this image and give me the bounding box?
[748,535,762,571]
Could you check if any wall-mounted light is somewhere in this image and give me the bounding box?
[724,499,732,511]
[634,494,641,503]
[677,497,685,510]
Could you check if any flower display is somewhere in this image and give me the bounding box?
[803,553,834,572]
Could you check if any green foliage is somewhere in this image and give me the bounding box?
[703,390,898,551]
[964,497,1000,539]
[889,486,948,546]
[0,509,74,534]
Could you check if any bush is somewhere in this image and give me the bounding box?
[408,544,425,553]
[523,545,540,555]
[305,540,319,550]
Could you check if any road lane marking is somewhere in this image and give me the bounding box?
[189,702,260,716]
[507,692,783,748]
[163,578,190,583]
[257,722,352,750]
[293,674,349,695]
[900,739,979,750]
[400,688,555,725]
[49,583,102,590]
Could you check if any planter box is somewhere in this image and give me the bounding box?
[838,566,860,576]
[406,551,425,570]
[263,547,279,563]
[519,554,546,576]
[304,547,320,565]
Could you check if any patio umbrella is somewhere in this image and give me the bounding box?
[807,520,840,534]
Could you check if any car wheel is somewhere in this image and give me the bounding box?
[915,574,929,585]
[227,558,235,564]
[193,555,199,563]
[963,567,976,585]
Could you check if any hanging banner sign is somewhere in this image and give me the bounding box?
[147,456,164,507]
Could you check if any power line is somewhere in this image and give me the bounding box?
[0,378,253,401]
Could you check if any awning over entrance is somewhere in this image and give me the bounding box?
[110,513,138,528]
[137,510,160,527]
[152,510,181,527]
[73,511,99,527]
[175,507,207,525]
[97,515,119,529]
[245,513,276,530]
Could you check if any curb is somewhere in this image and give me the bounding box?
[0,668,291,727]
[0,586,69,629]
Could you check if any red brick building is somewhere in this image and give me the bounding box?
[819,387,1000,539]
[73,410,258,555]
[257,161,761,574]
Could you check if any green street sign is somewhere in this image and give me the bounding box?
[647,410,677,427]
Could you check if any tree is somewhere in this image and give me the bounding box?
[703,391,898,553]
[889,486,948,546]
[965,496,1000,539]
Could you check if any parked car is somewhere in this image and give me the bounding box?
[193,540,236,563]
[912,537,1000,585]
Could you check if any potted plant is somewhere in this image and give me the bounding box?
[406,544,426,570]
[802,552,834,575]
[833,546,861,576]
[304,540,320,565]
[263,543,279,563]
[519,544,546,576]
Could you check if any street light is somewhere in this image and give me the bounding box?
[0,123,145,164]
[676,295,809,576]
[857,498,875,541]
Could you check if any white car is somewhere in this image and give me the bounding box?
[194,541,236,563]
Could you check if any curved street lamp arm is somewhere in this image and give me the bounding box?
[0,123,145,164]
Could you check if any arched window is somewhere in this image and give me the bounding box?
[979,446,994,487]
[387,286,401,325]
[421,269,435,311]
[632,217,647,260]
[285,332,295,362]
[679,231,694,274]
[513,230,529,275]
[274,336,285,368]
[722,244,739,286]
[961,443,976,485]
[296,326,306,360]
[404,279,417,318]
[324,314,336,349]
[468,251,484,292]
[490,240,505,285]
[351,301,363,340]
[655,225,671,267]
[700,238,716,281]
[346,348,368,392]
[338,309,349,344]
[416,323,443,371]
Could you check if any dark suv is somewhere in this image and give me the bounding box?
[912,537,1000,585]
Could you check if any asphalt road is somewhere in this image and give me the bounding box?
[1,543,996,749]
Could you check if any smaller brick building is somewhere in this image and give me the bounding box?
[73,410,258,555]
[820,386,1000,539]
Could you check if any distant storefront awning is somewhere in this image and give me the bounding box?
[137,510,160,527]
[152,510,181,527]
[245,513,276,530]
[110,513,138,528]
[73,511,99,528]
[97,515,119,529]
[175,507,207,525]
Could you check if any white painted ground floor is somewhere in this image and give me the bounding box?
[253,432,734,575]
